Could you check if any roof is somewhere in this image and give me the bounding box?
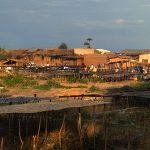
[9,49,75,59]
[0,100,110,114]
[3,59,23,65]
[33,49,74,56]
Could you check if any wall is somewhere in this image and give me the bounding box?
[74,48,95,55]
[139,54,150,64]
[83,54,109,67]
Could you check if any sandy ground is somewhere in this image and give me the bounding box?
[6,81,136,97]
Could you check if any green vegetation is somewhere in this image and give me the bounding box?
[1,88,8,93]
[34,80,64,90]
[34,79,75,90]
[0,74,37,87]
[67,77,88,83]
[75,85,87,88]
[67,77,104,84]
[0,94,11,98]
[0,82,4,87]
[130,82,150,91]
[34,79,87,90]
[58,42,68,49]
[119,82,150,92]
[67,77,88,84]
[84,37,92,48]
[90,77,105,83]
[89,85,100,92]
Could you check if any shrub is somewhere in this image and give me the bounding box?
[130,82,150,91]
[89,85,100,92]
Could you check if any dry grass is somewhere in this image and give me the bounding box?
[5,80,137,97]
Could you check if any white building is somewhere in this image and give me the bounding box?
[96,49,111,54]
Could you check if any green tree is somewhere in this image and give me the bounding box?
[58,43,68,49]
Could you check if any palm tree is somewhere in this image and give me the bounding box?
[86,38,92,43]
[84,38,92,48]
[84,42,90,48]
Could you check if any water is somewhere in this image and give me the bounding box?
[0,104,149,150]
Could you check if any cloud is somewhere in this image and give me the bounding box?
[42,0,108,7]
[42,0,74,7]
[74,18,145,30]
[114,18,145,25]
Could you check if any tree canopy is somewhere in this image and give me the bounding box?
[58,43,68,49]
[84,38,92,48]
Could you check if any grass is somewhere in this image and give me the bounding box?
[75,85,87,88]
[89,85,100,93]
[34,79,87,90]
[89,77,105,83]
[66,77,105,84]
[34,80,65,90]
[0,75,88,91]
[129,82,150,91]
[0,74,37,87]
[34,80,80,90]
[66,77,88,84]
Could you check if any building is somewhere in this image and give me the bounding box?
[108,55,139,71]
[83,54,109,67]
[74,48,95,55]
[139,53,150,64]
[96,49,111,54]
[9,48,84,67]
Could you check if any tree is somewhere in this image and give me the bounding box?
[58,43,68,49]
[84,42,90,48]
[86,38,92,43]
[84,38,92,48]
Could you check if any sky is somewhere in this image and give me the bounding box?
[0,0,150,50]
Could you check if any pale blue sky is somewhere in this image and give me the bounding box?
[0,0,150,50]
